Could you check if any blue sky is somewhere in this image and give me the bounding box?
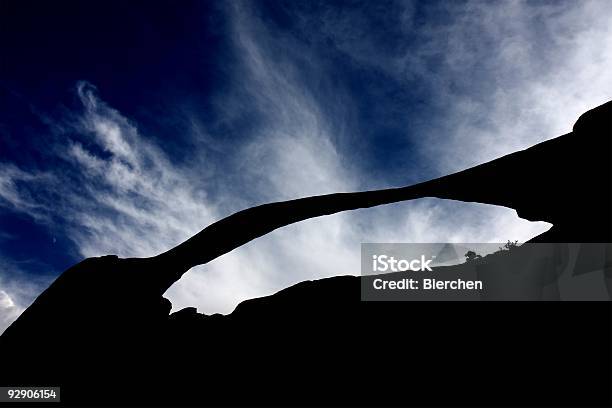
[1,0,612,332]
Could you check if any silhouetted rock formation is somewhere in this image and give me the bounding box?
[1,102,611,406]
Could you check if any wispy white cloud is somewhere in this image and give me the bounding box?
[60,82,218,258]
[0,164,54,222]
[394,0,612,171]
[0,290,20,334]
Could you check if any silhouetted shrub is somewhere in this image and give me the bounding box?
[499,240,520,252]
[465,250,482,263]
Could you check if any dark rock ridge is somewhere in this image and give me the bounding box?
[1,102,611,406]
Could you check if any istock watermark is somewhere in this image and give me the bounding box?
[372,254,433,272]
[361,243,612,301]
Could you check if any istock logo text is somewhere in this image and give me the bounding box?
[372,254,433,272]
